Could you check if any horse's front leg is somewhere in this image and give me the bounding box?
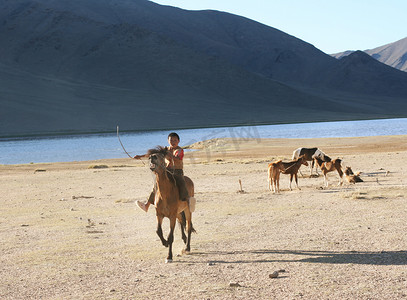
[289,174,293,190]
[294,173,301,190]
[165,217,176,263]
[156,216,168,247]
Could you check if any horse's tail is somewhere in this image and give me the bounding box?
[267,163,273,180]
[180,211,196,233]
[190,223,196,233]
[268,160,282,174]
[335,158,344,177]
[336,158,343,169]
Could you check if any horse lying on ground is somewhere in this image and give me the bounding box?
[292,147,331,177]
[344,166,363,183]
[314,156,344,187]
[147,146,195,263]
[268,155,308,192]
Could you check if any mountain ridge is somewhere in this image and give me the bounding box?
[0,0,406,137]
[332,37,407,72]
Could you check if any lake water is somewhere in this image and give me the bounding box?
[1,118,406,165]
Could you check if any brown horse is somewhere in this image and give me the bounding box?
[344,166,363,184]
[268,155,308,192]
[148,146,195,263]
[314,156,344,187]
[268,160,282,193]
[281,155,309,190]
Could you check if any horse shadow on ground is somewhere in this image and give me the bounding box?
[186,249,407,266]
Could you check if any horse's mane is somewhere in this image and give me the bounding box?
[147,146,168,156]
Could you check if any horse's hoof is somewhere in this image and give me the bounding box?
[165,258,173,263]
[182,249,191,255]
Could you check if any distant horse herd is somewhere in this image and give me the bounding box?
[143,145,363,262]
[268,147,363,193]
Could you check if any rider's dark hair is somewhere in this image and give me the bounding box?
[168,132,180,141]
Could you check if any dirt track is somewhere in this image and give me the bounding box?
[1,135,406,299]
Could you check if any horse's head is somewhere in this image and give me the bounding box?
[299,155,309,166]
[345,166,354,176]
[147,146,168,173]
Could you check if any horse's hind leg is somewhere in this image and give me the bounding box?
[337,168,344,186]
[275,173,280,193]
[182,210,194,254]
[324,174,329,187]
[178,213,187,244]
[185,220,193,253]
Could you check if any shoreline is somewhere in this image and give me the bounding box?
[1,135,406,169]
[2,118,406,165]
[1,116,406,140]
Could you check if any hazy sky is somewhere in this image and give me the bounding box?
[151,0,406,54]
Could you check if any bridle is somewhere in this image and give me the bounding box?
[149,153,176,184]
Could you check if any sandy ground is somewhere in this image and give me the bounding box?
[1,135,406,300]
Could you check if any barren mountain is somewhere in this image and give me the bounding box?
[0,0,406,137]
[332,37,407,72]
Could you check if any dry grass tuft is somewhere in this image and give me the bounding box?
[88,165,109,169]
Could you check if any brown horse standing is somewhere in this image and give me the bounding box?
[148,146,195,263]
[280,155,309,190]
[268,160,283,193]
[314,156,344,187]
[268,155,308,192]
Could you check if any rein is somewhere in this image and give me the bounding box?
[116,125,133,159]
[116,125,145,166]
